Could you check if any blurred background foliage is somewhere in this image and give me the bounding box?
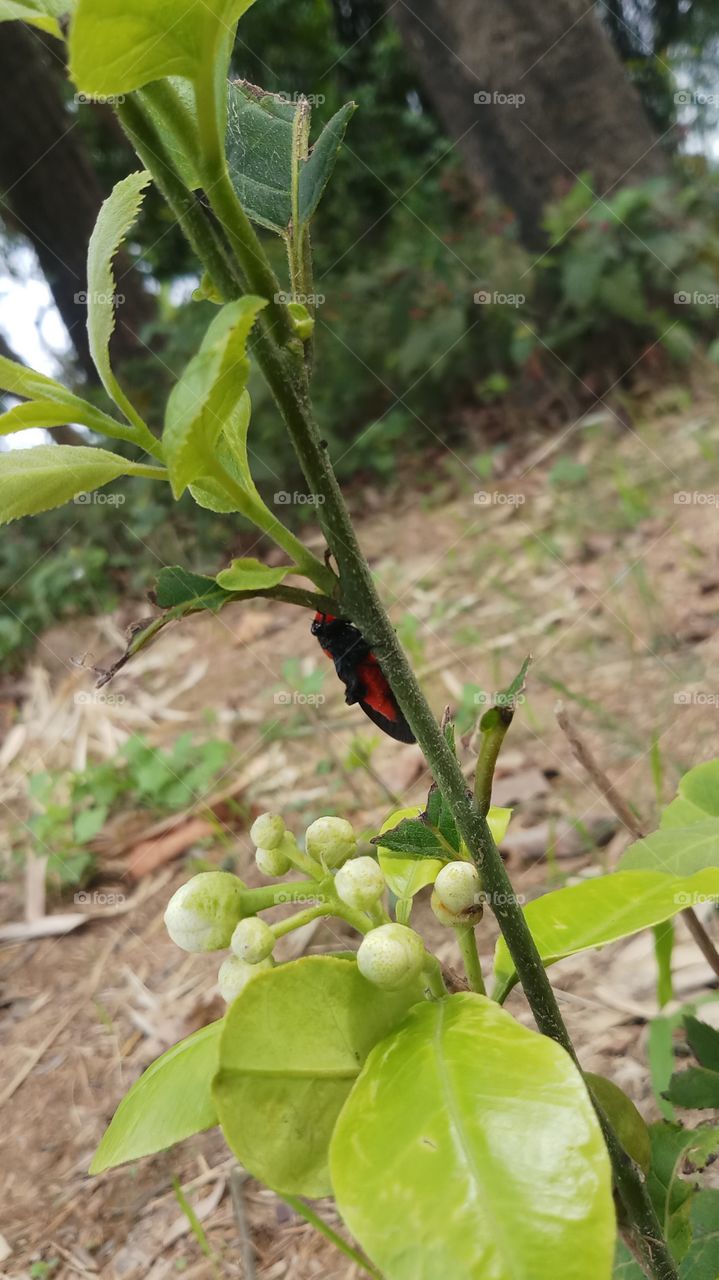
[1,0,719,666]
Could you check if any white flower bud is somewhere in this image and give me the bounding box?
[434,862,482,915]
[255,832,293,877]
[430,889,458,927]
[335,857,385,911]
[164,871,244,952]
[305,816,356,868]
[250,812,285,851]
[218,954,273,1004]
[357,923,425,990]
[231,916,275,964]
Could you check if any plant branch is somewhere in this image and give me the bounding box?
[122,94,678,1280]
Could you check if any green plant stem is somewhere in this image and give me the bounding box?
[454,923,486,994]
[128,98,678,1280]
[207,459,336,593]
[474,709,512,815]
[281,1195,382,1280]
[239,882,324,914]
[423,954,448,998]
[271,903,330,938]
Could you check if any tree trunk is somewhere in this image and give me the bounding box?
[394,0,667,246]
[0,23,152,378]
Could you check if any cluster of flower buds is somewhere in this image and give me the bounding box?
[163,811,435,1000]
[431,861,484,926]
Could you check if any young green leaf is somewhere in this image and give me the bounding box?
[0,353,117,421]
[90,1020,222,1173]
[212,955,423,1197]
[215,558,294,591]
[0,397,151,447]
[374,803,511,903]
[330,993,614,1280]
[493,869,719,995]
[69,0,257,98]
[86,170,151,424]
[163,299,266,498]
[0,445,166,525]
[225,83,355,236]
[648,1015,677,1121]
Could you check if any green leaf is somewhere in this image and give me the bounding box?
[0,445,165,525]
[679,1189,719,1279]
[585,1073,650,1173]
[612,1241,644,1278]
[648,1015,677,1121]
[90,1020,222,1173]
[685,1015,719,1071]
[215,558,293,591]
[620,821,719,875]
[0,0,69,35]
[662,759,719,828]
[225,82,354,236]
[154,566,232,612]
[666,1066,719,1110]
[0,353,71,404]
[298,101,356,224]
[330,993,614,1280]
[188,390,256,512]
[69,0,257,97]
[212,955,422,1197]
[666,1017,719,1109]
[0,396,143,446]
[163,300,265,498]
[375,806,444,900]
[86,170,151,419]
[645,1122,719,1261]
[654,918,675,1008]
[493,870,719,994]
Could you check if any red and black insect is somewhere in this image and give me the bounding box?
[311,612,415,744]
